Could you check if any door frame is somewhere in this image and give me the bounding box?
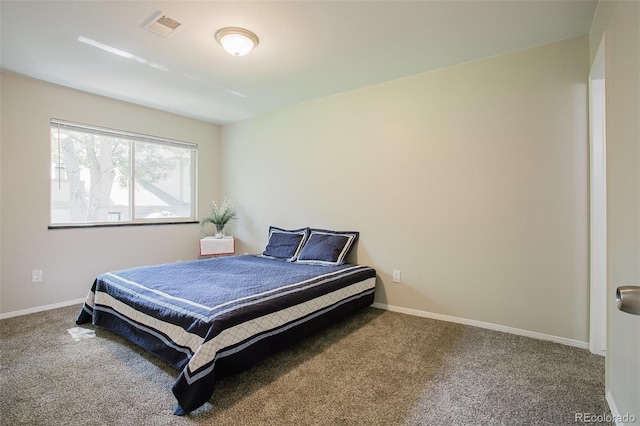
[588,34,607,356]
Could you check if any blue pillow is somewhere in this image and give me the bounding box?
[261,226,310,261]
[296,229,359,266]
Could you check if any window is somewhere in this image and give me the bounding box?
[50,119,197,227]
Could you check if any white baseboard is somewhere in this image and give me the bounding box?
[0,298,85,320]
[606,390,639,426]
[371,302,589,349]
[2,299,589,350]
[607,391,622,426]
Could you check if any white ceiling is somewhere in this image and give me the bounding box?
[0,1,598,125]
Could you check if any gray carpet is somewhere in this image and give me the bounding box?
[0,304,612,425]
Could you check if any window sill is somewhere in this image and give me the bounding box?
[48,221,198,230]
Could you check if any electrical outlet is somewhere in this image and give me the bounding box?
[392,270,401,283]
[32,269,43,283]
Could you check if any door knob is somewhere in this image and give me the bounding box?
[616,286,640,316]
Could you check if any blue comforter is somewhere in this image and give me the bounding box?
[77,255,376,414]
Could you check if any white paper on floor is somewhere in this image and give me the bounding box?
[67,327,96,341]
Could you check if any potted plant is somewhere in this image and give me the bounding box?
[201,197,237,238]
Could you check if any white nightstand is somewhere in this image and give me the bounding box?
[199,236,235,256]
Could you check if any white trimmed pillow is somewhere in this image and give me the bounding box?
[295,229,359,266]
[260,226,310,261]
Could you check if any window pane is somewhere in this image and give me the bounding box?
[134,141,194,219]
[51,127,130,224]
[50,120,197,226]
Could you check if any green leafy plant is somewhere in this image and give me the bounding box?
[201,197,237,229]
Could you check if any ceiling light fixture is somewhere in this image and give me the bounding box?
[215,27,259,57]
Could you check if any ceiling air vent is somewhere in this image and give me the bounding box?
[143,12,183,38]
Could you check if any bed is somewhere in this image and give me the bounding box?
[76,227,376,415]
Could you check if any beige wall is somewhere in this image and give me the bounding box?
[0,72,221,314]
[223,36,590,342]
[590,1,640,421]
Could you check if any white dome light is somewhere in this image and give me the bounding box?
[215,27,259,57]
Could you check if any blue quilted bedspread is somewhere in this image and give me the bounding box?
[77,255,376,414]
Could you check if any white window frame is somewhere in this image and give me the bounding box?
[50,119,198,228]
